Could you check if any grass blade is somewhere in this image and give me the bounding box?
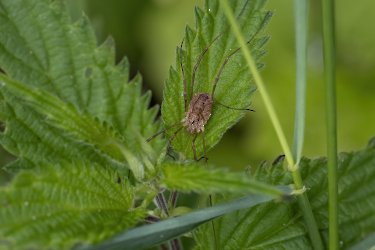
[322,0,339,249]
[293,1,324,249]
[292,0,308,163]
[78,186,292,250]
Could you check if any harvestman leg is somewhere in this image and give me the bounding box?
[201,129,208,165]
[189,11,270,250]
[166,126,184,160]
[146,121,183,142]
[145,6,270,250]
[215,101,255,112]
[192,134,208,162]
[190,0,252,101]
[211,11,272,99]
[179,38,187,112]
[202,128,217,248]
[191,134,199,161]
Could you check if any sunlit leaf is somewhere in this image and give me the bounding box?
[162,0,271,160]
[0,0,164,173]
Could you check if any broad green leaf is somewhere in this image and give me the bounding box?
[0,160,147,249]
[77,186,292,250]
[0,0,164,172]
[0,75,125,165]
[160,162,286,198]
[0,75,158,182]
[347,232,375,250]
[162,0,271,160]
[194,139,375,249]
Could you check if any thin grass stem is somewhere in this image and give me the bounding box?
[220,0,323,249]
[220,0,294,169]
[322,0,339,249]
[292,0,308,163]
[292,1,324,249]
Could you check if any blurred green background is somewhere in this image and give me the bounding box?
[1,0,375,185]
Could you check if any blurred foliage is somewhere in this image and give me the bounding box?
[1,0,375,184]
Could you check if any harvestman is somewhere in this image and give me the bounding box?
[147,5,271,165]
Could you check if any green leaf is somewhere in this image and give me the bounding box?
[77,186,292,250]
[0,75,158,181]
[0,75,126,165]
[347,232,375,250]
[162,0,271,160]
[160,162,287,198]
[0,0,164,172]
[0,160,147,249]
[194,140,375,249]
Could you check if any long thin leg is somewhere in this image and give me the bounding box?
[192,7,257,250]
[211,11,272,99]
[209,194,218,249]
[199,129,217,249]
[215,101,255,111]
[201,129,217,248]
[197,156,207,162]
[191,0,252,101]
[146,121,183,142]
[166,126,184,158]
[192,136,208,162]
[201,129,208,165]
[179,38,187,112]
[191,134,199,162]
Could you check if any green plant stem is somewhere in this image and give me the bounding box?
[155,192,183,249]
[220,1,293,169]
[292,169,324,250]
[292,0,308,163]
[220,1,323,249]
[322,0,339,249]
[292,1,324,249]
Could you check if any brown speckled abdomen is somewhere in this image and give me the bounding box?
[184,92,213,134]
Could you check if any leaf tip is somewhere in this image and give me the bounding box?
[272,154,285,166]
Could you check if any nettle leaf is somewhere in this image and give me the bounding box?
[162,0,271,160]
[0,0,164,172]
[0,160,147,249]
[160,162,286,198]
[347,232,375,250]
[194,140,375,249]
[0,75,126,166]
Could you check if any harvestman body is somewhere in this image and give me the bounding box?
[147,5,271,165]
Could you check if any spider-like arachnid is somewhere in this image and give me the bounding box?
[147,1,271,164]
